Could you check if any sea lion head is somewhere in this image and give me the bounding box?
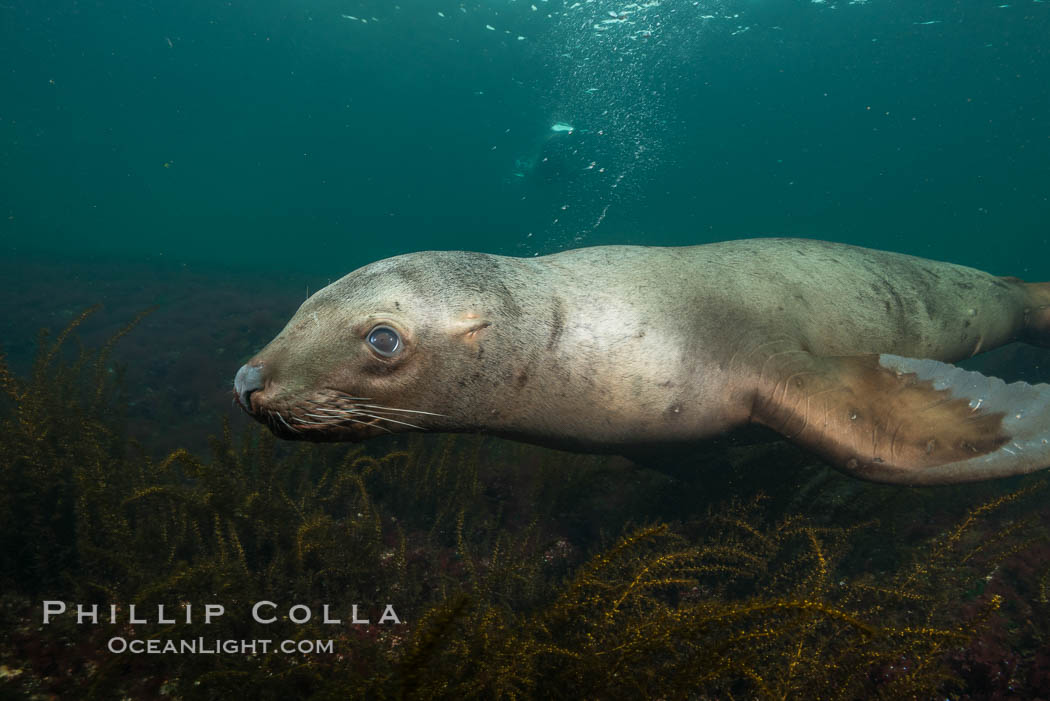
[233,251,531,442]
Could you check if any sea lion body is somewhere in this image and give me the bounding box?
[235,239,1050,485]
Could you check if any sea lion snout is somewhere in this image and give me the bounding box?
[234,362,265,413]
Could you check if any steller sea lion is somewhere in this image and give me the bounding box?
[234,238,1050,486]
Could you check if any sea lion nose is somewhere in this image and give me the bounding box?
[234,363,265,412]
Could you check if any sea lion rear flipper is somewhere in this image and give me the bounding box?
[750,352,1050,485]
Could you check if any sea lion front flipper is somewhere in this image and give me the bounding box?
[750,352,1050,485]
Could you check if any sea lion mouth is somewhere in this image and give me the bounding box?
[244,389,444,442]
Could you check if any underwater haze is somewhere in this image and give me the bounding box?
[2,0,1048,276]
[3,0,1050,698]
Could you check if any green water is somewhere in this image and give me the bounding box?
[2,0,1047,279]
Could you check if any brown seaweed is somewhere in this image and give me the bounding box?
[1,310,1047,699]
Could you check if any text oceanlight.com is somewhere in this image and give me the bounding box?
[108,638,336,654]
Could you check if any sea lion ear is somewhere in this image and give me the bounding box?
[448,313,493,341]
[750,351,1050,485]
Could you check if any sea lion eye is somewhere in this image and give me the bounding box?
[366,325,402,357]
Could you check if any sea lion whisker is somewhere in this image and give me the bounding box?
[356,404,447,417]
[293,410,394,433]
[303,412,352,421]
[273,411,302,433]
[291,416,335,426]
[306,406,437,422]
[341,406,422,417]
[322,413,393,433]
[348,416,394,433]
[355,412,424,430]
[345,407,410,417]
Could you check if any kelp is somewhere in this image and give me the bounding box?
[0,310,1047,699]
[392,490,1041,700]
[0,305,145,591]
